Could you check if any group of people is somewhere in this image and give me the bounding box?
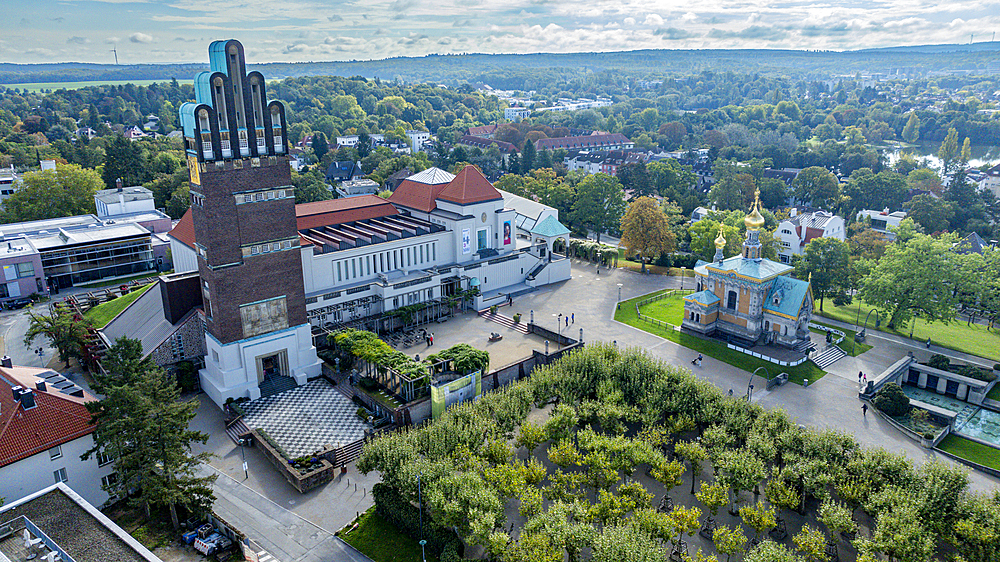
[422,329,434,346]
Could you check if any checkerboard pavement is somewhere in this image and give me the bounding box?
[240,379,370,458]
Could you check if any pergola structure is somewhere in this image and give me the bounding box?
[530,215,571,262]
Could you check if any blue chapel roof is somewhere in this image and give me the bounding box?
[684,290,720,307]
[694,255,793,281]
[763,276,811,318]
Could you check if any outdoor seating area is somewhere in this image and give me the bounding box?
[383,328,430,349]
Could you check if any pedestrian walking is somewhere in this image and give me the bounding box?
[571,313,575,324]
[430,333,434,346]
[863,373,867,384]
[565,316,569,327]
[697,354,703,367]
[858,371,863,383]
[862,403,868,417]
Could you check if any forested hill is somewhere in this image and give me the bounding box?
[2,44,999,88]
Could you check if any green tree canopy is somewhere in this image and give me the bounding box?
[572,173,626,243]
[794,237,851,311]
[792,166,840,210]
[3,163,101,222]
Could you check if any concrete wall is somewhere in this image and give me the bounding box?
[0,433,115,509]
[170,239,198,274]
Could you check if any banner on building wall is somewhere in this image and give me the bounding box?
[462,228,471,254]
[431,371,483,419]
[503,221,511,245]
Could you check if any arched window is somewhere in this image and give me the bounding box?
[727,290,737,310]
[765,320,770,331]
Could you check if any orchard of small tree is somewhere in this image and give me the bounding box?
[358,343,998,562]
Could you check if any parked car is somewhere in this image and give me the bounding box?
[5,298,32,310]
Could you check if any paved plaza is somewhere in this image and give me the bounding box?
[241,379,370,458]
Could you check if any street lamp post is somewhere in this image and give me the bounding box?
[419,540,427,562]
[749,367,769,402]
[617,283,623,303]
[240,438,249,480]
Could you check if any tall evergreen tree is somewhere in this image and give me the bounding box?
[520,139,536,174]
[311,131,329,161]
[84,337,216,529]
[901,113,920,144]
[102,134,145,189]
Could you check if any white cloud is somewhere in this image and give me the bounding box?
[129,32,154,44]
[644,14,664,26]
[682,12,698,22]
[623,17,636,26]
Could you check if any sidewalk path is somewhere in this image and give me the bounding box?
[202,465,372,562]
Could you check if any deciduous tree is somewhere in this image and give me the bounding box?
[620,196,676,272]
[24,309,90,368]
[572,173,626,243]
[792,167,839,209]
[794,237,851,311]
[3,163,101,222]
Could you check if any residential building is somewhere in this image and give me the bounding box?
[683,194,813,349]
[504,107,531,121]
[94,185,156,218]
[857,208,907,239]
[0,364,116,508]
[123,126,148,140]
[456,135,518,160]
[691,206,713,223]
[0,483,163,562]
[533,97,613,113]
[563,149,646,177]
[775,209,846,264]
[537,133,633,151]
[406,130,430,152]
[335,134,385,148]
[467,124,498,139]
[0,165,18,204]
[326,161,365,184]
[335,178,380,198]
[981,163,1000,198]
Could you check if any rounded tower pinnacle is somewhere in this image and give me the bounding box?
[745,188,765,230]
[714,225,727,249]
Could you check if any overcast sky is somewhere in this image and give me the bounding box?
[2,0,999,65]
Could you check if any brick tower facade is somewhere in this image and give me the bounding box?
[180,40,319,405]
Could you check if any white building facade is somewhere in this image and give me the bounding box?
[775,209,846,263]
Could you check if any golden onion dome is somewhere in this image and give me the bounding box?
[745,188,765,230]
[714,225,727,249]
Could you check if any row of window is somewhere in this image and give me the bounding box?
[249,240,293,255]
[237,188,289,204]
[191,192,206,207]
[334,243,437,283]
[2,262,34,281]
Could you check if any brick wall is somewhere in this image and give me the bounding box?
[149,312,207,367]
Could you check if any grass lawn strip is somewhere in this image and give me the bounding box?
[83,283,155,329]
[938,434,1000,471]
[338,509,439,562]
[637,292,689,326]
[808,321,873,357]
[77,270,170,289]
[813,300,1000,362]
[987,384,1000,402]
[616,290,826,386]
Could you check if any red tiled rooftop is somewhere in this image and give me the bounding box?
[437,165,503,206]
[167,209,195,249]
[296,195,398,230]
[0,366,96,468]
[389,179,451,213]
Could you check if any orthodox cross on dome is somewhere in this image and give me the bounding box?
[714,224,726,263]
[742,188,764,261]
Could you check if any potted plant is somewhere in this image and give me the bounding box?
[921,431,935,448]
[513,313,521,323]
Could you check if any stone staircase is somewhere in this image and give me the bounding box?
[792,336,814,354]
[478,309,530,334]
[225,417,252,445]
[810,345,847,369]
[258,374,297,398]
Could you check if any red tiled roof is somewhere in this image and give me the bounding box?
[467,124,497,137]
[0,367,97,468]
[457,135,518,154]
[167,209,196,249]
[437,165,503,206]
[536,133,631,151]
[389,179,451,213]
[296,195,398,230]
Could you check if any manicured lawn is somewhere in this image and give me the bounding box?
[808,321,873,357]
[813,300,1000,362]
[637,293,689,326]
[338,509,439,562]
[83,283,155,328]
[616,291,826,386]
[938,434,1000,471]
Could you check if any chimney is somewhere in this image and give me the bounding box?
[11,385,22,401]
[36,380,46,392]
[1,355,12,368]
[18,388,35,409]
[116,177,123,191]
